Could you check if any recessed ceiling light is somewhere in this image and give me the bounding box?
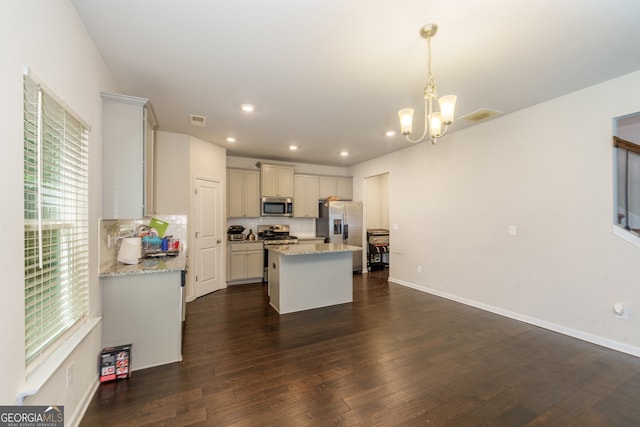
[241,104,255,112]
[385,130,396,137]
[289,145,298,151]
[340,151,349,157]
[226,137,236,143]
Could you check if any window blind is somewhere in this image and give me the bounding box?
[23,75,90,366]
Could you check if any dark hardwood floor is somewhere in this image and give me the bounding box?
[81,270,640,426]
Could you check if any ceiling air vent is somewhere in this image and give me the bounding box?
[190,114,206,127]
[460,108,502,123]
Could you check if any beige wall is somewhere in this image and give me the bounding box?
[615,116,640,226]
[365,173,389,230]
[350,70,640,356]
[0,1,118,424]
[156,131,227,301]
[155,132,190,214]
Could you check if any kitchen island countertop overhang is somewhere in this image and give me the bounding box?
[267,242,361,256]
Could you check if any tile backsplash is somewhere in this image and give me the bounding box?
[226,217,316,239]
[100,215,187,272]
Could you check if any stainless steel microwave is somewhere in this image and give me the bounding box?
[261,197,293,217]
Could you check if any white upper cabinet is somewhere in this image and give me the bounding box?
[319,176,353,200]
[102,92,157,219]
[260,163,294,197]
[227,169,260,217]
[294,174,320,218]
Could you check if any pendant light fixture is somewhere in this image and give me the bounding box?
[398,24,457,144]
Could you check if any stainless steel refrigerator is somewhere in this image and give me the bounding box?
[317,200,363,272]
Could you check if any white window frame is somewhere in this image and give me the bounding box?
[613,116,640,249]
[23,74,91,373]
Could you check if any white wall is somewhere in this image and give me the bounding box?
[365,173,389,230]
[0,1,118,424]
[615,116,640,227]
[155,131,190,214]
[155,131,227,301]
[350,71,640,356]
[190,135,226,182]
[188,135,227,300]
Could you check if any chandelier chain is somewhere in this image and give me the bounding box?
[425,33,436,99]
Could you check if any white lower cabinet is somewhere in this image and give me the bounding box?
[227,242,264,283]
[101,271,183,371]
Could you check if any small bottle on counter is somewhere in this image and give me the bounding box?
[170,238,180,251]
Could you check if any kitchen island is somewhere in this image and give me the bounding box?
[267,243,361,314]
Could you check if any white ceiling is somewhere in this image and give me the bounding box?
[71,0,640,166]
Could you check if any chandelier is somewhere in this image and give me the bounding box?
[398,24,457,144]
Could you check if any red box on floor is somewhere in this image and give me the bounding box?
[99,344,131,382]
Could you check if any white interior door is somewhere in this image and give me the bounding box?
[193,178,224,297]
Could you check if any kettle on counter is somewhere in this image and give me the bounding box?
[247,229,255,241]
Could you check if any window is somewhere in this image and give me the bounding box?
[23,75,90,367]
[613,114,640,240]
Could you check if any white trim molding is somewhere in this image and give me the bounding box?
[389,276,640,358]
[613,224,640,249]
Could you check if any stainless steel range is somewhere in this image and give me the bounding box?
[258,224,298,281]
[258,224,298,245]
[262,235,299,245]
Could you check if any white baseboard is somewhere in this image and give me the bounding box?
[67,379,99,427]
[388,276,640,358]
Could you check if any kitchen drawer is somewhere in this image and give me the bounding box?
[229,242,264,252]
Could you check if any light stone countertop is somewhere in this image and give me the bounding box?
[266,243,361,256]
[100,253,186,277]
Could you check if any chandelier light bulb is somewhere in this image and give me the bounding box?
[429,112,443,138]
[438,95,457,125]
[398,108,414,135]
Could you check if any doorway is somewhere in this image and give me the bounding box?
[364,172,390,271]
[193,177,224,297]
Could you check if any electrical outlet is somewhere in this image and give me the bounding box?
[613,303,629,320]
[66,363,73,387]
[508,225,517,235]
[417,265,422,273]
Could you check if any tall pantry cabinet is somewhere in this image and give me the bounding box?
[102,92,157,218]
